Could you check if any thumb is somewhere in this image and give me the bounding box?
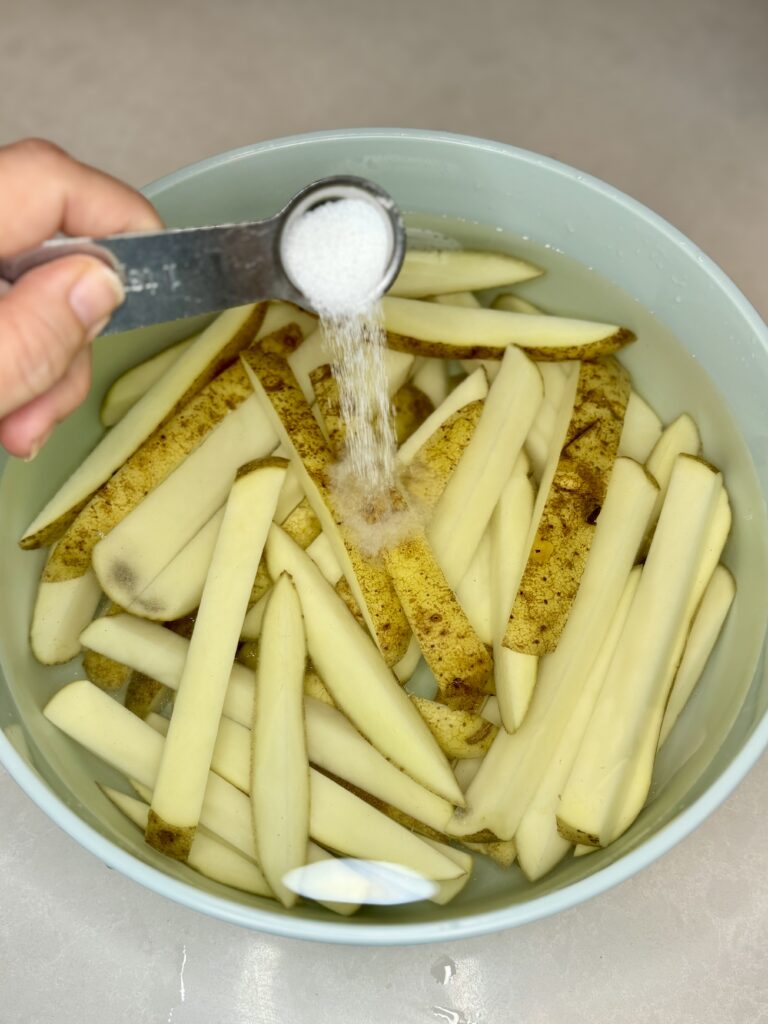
[0,255,123,420]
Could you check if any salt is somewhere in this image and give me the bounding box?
[282,198,390,318]
[282,198,410,554]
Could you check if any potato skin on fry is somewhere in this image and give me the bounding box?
[386,328,635,362]
[505,357,631,655]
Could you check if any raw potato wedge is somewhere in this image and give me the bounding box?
[21,303,267,550]
[514,567,641,881]
[392,383,435,445]
[251,575,309,908]
[428,345,543,588]
[265,525,464,805]
[383,525,493,710]
[504,357,631,656]
[431,291,482,309]
[397,368,488,465]
[645,413,701,524]
[618,391,663,463]
[383,296,635,361]
[455,530,494,645]
[659,564,736,747]
[556,455,724,848]
[448,457,659,840]
[309,365,346,452]
[492,293,545,315]
[288,327,414,404]
[124,673,169,719]
[410,696,497,759]
[44,331,297,583]
[389,249,542,298]
[490,456,536,732]
[83,648,132,693]
[100,336,196,428]
[401,401,484,515]
[256,300,317,342]
[127,508,225,621]
[101,786,273,897]
[409,358,451,408]
[147,459,287,860]
[242,347,411,667]
[30,563,101,665]
[92,396,277,608]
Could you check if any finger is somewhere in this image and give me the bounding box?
[0,253,122,418]
[0,138,162,256]
[0,346,92,459]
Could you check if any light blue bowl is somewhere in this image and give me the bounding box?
[1,129,767,945]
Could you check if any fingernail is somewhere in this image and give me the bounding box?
[69,265,124,340]
[24,427,53,462]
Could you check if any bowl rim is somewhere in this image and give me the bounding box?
[2,126,767,945]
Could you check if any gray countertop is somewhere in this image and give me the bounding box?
[1,0,767,1020]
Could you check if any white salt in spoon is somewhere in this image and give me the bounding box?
[0,176,405,334]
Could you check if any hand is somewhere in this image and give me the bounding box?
[0,139,162,459]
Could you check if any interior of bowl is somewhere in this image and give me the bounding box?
[1,129,767,944]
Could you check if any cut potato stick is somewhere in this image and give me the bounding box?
[92,396,277,608]
[431,291,482,309]
[461,838,518,869]
[100,336,195,428]
[556,455,724,848]
[492,293,545,316]
[392,383,435,445]
[490,457,536,731]
[393,634,422,684]
[288,327,414,404]
[448,457,659,840]
[45,334,296,582]
[31,561,102,665]
[304,668,334,706]
[402,401,484,515]
[383,296,635,361]
[127,507,224,621]
[101,786,273,897]
[428,345,543,588]
[124,673,168,718]
[389,249,542,298]
[265,525,463,805]
[398,368,488,465]
[251,575,309,907]
[618,391,663,463]
[524,362,574,481]
[504,357,631,656]
[383,525,493,709]
[309,365,345,452]
[22,303,267,550]
[515,567,641,881]
[645,414,701,522]
[305,531,343,586]
[494,651,538,735]
[83,648,132,693]
[146,459,287,860]
[658,564,736,748]
[242,348,411,666]
[455,530,494,645]
[410,696,497,759]
[308,771,464,881]
[256,300,317,342]
[409,358,451,408]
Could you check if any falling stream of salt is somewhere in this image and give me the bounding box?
[283,198,413,554]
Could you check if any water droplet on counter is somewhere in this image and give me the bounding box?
[431,957,457,985]
[565,220,576,234]
[432,1007,473,1024]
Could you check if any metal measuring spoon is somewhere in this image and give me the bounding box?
[0,175,406,335]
